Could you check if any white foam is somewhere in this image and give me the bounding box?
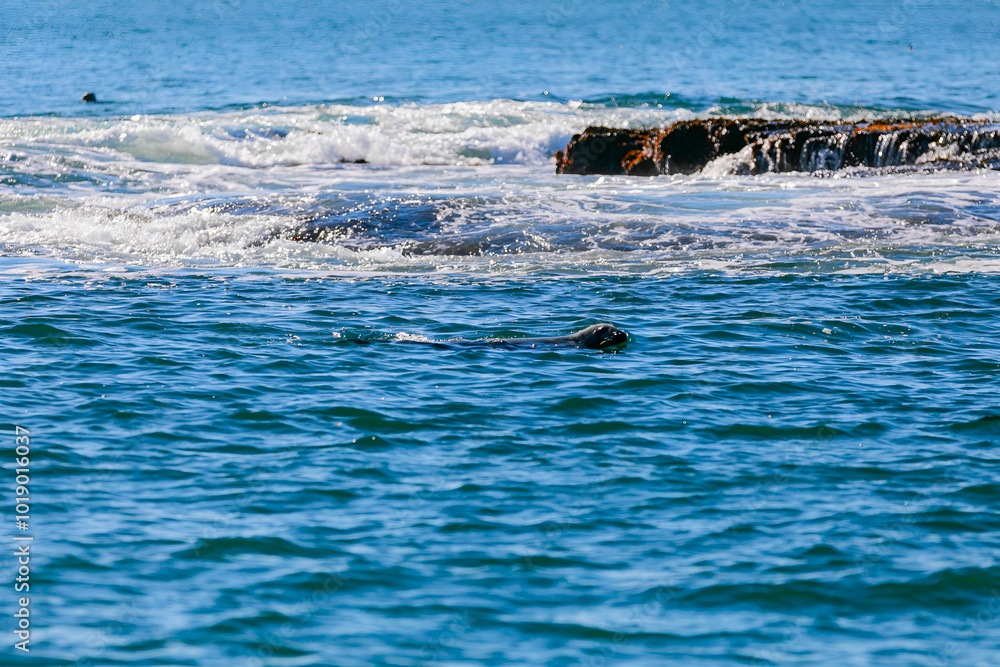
[1,101,645,169]
[393,332,433,343]
[3,101,1000,275]
[4,100,988,171]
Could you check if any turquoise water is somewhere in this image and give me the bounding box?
[3,2,1000,665]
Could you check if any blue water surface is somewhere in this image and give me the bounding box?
[2,2,1000,666]
[3,0,1000,116]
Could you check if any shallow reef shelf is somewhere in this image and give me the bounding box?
[555,118,1000,176]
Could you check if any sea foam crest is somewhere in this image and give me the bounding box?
[2,101,631,167]
[4,99,976,169]
[4,100,1000,275]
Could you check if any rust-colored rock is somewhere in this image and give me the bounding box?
[554,127,660,176]
[555,118,1000,176]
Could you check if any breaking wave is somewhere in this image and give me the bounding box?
[2,99,1000,274]
[4,98,984,169]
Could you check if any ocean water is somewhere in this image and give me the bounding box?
[3,1,1000,665]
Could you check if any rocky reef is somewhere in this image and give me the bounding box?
[555,118,1000,176]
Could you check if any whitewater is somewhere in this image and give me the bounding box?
[3,2,1000,666]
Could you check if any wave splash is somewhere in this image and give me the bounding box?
[557,119,1000,177]
[2,100,1000,273]
[3,99,979,169]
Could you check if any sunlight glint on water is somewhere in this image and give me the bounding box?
[2,2,1000,665]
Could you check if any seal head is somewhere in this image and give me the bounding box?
[571,323,629,350]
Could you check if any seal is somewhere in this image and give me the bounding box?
[346,323,631,351]
[504,323,629,350]
[81,92,97,103]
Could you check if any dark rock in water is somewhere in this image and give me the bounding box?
[555,118,1000,176]
[81,92,97,103]
[553,127,661,177]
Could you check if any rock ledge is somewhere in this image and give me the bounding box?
[555,118,1000,175]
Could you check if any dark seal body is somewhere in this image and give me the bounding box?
[493,323,629,350]
[350,323,631,351]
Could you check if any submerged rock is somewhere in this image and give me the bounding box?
[555,118,1000,176]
